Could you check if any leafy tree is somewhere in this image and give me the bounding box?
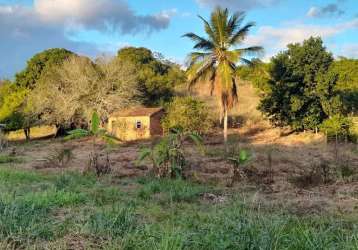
[28,55,142,129]
[0,81,33,139]
[259,37,340,131]
[117,47,186,105]
[183,7,263,145]
[329,58,358,114]
[236,59,271,92]
[15,48,74,89]
[161,96,214,134]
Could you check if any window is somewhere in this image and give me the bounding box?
[136,120,142,129]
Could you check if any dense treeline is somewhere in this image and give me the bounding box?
[239,38,357,137]
[0,37,357,140]
[0,47,186,138]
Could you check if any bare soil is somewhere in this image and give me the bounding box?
[4,122,358,216]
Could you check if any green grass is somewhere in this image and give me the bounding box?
[0,166,357,249]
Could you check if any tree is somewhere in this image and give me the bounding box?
[0,81,32,139]
[161,96,214,134]
[329,58,358,115]
[28,55,142,129]
[259,37,340,131]
[15,48,74,89]
[183,7,263,145]
[117,47,186,105]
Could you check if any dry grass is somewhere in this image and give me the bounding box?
[6,125,57,141]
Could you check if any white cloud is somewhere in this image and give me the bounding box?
[243,18,358,60]
[196,0,280,10]
[0,0,174,78]
[307,3,345,18]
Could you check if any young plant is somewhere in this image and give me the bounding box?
[138,128,203,179]
[227,147,251,186]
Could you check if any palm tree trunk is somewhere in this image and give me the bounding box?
[224,108,228,150]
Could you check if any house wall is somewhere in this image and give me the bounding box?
[150,111,164,136]
[108,116,151,141]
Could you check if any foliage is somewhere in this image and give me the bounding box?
[0,81,28,131]
[138,128,203,178]
[15,48,74,89]
[117,47,186,105]
[161,96,214,134]
[259,37,341,131]
[227,147,252,185]
[29,55,142,127]
[183,7,263,143]
[330,58,358,114]
[320,115,352,137]
[236,59,271,92]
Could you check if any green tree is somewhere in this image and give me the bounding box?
[329,58,358,114]
[236,59,271,92]
[117,47,186,105]
[183,7,262,145]
[15,48,74,89]
[259,37,340,131]
[161,96,214,134]
[0,81,31,139]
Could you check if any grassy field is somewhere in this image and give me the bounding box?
[6,126,57,141]
[0,165,357,249]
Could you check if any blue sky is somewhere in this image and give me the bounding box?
[0,0,357,78]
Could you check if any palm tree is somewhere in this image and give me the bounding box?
[183,7,263,146]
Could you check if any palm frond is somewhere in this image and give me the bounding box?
[227,11,245,38]
[229,22,256,45]
[235,46,264,57]
[188,52,212,65]
[187,59,215,89]
[198,15,217,45]
[182,33,214,51]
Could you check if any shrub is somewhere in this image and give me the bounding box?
[320,115,352,138]
[138,128,203,178]
[162,96,214,134]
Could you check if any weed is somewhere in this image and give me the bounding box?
[85,152,111,177]
[85,205,137,238]
[45,146,74,168]
[138,128,203,178]
[0,154,22,164]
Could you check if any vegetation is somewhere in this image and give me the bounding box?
[162,96,214,134]
[0,167,357,249]
[117,47,186,105]
[138,128,203,178]
[259,37,343,132]
[183,7,263,144]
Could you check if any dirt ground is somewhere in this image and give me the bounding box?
[4,121,358,216]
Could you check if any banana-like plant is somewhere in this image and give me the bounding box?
[138,128,204,178]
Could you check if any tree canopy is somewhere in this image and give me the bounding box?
[15,48,75,89]
[329,58,358,114]
[117,47,186,105]
[259,37,341,131]
[28,55,142,127]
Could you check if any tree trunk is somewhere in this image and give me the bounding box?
[24,128,30,141]
[224,108,228,150]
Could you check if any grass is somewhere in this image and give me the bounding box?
[6,125,57,141]
[0,166,357,249]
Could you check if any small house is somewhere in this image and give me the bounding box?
[107,107,164,141]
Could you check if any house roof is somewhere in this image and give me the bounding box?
[111,107,164,117]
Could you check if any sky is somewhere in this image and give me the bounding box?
[0,0,357,78]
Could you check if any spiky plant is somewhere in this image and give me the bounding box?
[183,7,263,146]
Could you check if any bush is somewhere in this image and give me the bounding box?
[162,96,214,134]
[320,115,352,138]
